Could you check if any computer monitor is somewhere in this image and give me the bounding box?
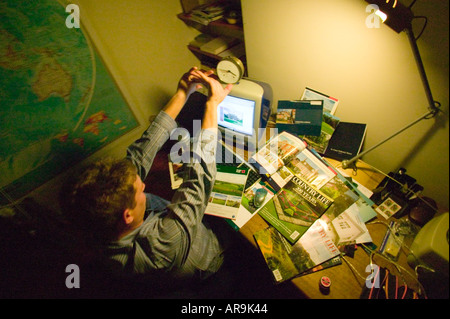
[217,78,273,150]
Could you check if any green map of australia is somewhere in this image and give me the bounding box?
[0,0,138,204]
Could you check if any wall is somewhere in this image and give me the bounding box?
[30,0,199,206]
[242,0,449,209]
[72,0,199,123]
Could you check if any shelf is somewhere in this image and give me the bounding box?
[177,0,246,72]
[187,43,246,69]
[177,13,244,40]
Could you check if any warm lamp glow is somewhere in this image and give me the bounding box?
[375,9,387,23]
[342,0,441,169]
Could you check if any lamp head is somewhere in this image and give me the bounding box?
[366,0,414,33]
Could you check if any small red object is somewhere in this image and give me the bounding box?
[319,276,331,294]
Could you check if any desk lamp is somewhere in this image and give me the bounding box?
[341,0,442,169]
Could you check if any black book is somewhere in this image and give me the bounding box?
[323,122,367,160]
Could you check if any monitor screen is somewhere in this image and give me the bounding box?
[217,95,255,136]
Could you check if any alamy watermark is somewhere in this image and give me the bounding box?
[65,264,80,289]
[65,4,80,29]
[365,264,380,289]
[365,4,384,29]
[168,121,279,169]
[64,4,385,30]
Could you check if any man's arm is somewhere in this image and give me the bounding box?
[126,67,209,179]
[165,69,233,236]
[137,72,233,272]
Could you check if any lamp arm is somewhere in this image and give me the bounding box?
[341,109,436,169]
[405,26,439,115]
[341,24,441,170]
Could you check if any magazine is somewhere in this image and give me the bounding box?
[227,181,275,230]
[254,223,340,283]
[205,165,249,220]
[310,166,375,247]
[299,256,342,277]
[257,176,334,244]
[251,131,336,191]
[273,175,334,226]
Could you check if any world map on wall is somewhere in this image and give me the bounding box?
[0,0,139,205]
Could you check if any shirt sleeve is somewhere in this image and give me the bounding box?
[126,111,177,180]
[136,128,219,272]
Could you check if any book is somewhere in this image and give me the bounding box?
[276,100,324,136]
[205,165,249,220]
[200,36,239,55]
[323,122,367,161]
[254,224,340,283]
[189,33,215,48]
[301,87,339,115]
[187,1,228,25]
[301,112,340,155]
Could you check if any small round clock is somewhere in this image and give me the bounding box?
[216,56,245,84]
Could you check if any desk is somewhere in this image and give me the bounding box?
[145,110,421,299]
[239,158,421,299]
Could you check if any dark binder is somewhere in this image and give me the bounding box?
[324,122,367,160]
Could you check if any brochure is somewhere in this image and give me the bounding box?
[205,165,249,220]
[276,100,324,136]
[301,87,339,115]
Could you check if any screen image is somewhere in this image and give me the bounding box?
[217,95,255,136]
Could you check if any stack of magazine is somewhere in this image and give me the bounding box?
[250,131,377,283]
[168,129,377,283]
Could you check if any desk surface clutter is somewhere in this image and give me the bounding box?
[240,156,422,299]
[218,132,423,299]
[148,96,442,299]
[160,128,429,299]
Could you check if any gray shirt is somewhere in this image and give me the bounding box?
[106,111,223,279]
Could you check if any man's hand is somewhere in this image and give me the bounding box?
[163,67,232,128]
[191,69,233,108]
[176,67,214,100]
[190,69,233,129]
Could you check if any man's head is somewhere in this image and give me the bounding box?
[62,158,146,242]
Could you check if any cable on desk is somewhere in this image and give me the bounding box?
[0,189,31,219]
[367,219,437,282]
[341,254,367,287]
[360,243,429,298]
[356,161,441,215]
[367,220,415,257]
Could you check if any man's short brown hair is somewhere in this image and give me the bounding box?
[62,158,138,242]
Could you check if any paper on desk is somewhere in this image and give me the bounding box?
[331,202,372,245]
[337,168,373,198]
[335,167,378,222]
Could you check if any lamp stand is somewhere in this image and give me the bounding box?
[341,25,440,170]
